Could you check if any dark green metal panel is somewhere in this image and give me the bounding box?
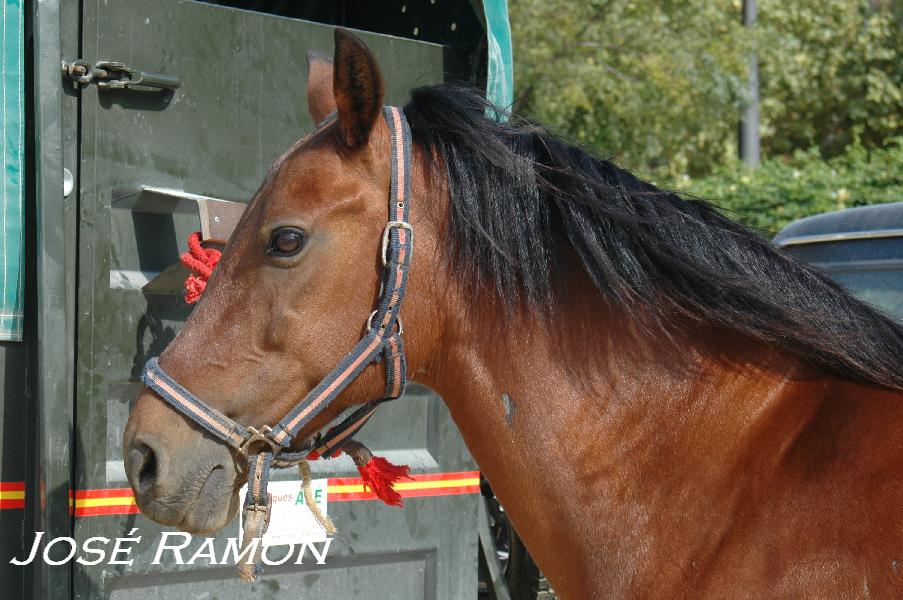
[26,0,78,599]
[0,342,30,600]
[74,2,477,598]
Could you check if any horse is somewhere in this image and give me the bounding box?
[123,28,903,598]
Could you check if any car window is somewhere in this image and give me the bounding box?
[823,268,903,322]
[783,237,903,322]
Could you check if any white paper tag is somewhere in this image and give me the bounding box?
[239,478,328,546]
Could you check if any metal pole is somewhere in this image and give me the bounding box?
[739,0,760,167]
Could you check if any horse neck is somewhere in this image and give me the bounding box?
[417,291,843,595]
[404,158,903,594]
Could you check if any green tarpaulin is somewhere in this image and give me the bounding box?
[0,0,24,341]
[482,0,513,113]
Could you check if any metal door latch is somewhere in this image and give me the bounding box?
[62,59,181,91]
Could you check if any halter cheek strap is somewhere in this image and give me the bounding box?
[139,106,414,580]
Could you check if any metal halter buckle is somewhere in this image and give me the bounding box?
[381,221,414,267]
[246,499,270,516]
[238,425,281,457]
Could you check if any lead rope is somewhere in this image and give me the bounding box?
[236,454,336,581]
[299,460,336,535]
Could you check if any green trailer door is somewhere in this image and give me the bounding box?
[73,2,477,598]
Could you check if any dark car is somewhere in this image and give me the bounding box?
[774,202,903,322]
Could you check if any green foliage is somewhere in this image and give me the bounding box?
[758,0,902,158]
[510,0,751,177]
[674,138,903,236]
[509,0,902,177]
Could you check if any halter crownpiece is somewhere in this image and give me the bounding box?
[140,105,414,581]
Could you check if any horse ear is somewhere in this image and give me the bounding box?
[306,50,336,125]
[332,28,384,148]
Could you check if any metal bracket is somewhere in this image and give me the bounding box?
[62,59,181,91]
[109,186,246,293]
[111,185,246,244]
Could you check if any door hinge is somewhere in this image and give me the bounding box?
[62,59,181,91]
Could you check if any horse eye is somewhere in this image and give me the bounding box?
[267,227,306,257]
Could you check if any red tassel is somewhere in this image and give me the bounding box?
[180,232,221,304]
[308,441,411,506]
[358,456,411,507]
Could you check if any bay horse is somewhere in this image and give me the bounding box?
[123,28,903,597]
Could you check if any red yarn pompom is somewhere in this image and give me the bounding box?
[358,456,412,507]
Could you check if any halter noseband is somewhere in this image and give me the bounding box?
[139,106,414,577]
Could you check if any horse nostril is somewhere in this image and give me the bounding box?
[129,442,159,494]
[139,447,157,489]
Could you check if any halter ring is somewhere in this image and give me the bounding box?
[238,425,282,457]
[366,310,403,335]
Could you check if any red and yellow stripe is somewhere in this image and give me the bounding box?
[3,471,481,516]
[329,470,480,502]
[0,482,25,509]
[74,488,139,517]
[71,471,480,517]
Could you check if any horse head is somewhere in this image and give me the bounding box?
[122,29,441,535]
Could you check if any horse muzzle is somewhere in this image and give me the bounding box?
[123,388,243,535]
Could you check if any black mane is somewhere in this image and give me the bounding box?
[403,85,903,390]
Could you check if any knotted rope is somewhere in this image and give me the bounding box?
[180,231,222,304]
